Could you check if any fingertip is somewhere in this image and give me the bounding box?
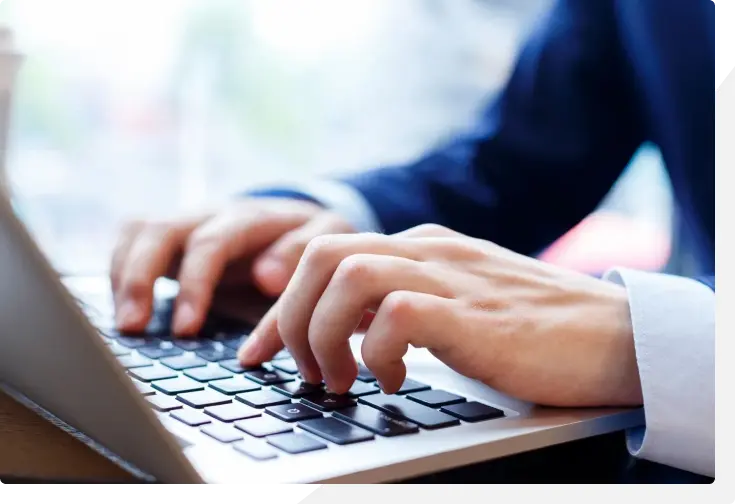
[115,301,147,332]
[252,257,289,296]
[173,301,201,335]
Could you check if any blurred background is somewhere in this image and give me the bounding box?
[0,0,673,275]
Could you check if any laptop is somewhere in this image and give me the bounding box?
[0,190,645,483]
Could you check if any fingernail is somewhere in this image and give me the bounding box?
[116,301,142,328]
[173,302,197,334]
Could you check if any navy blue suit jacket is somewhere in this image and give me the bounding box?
[333,0,714,289]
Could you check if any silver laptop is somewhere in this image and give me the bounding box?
[0,189,645,483]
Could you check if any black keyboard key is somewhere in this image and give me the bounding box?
[147,394,183,412]
[233,439,278,461]
[347,381,380,398]
[209,378,261,395]
[356,364,376,383]
[205,403,261,422]
[374,378,431,395]
[160,354,208,371]
[177,390,232,409]
[266,433,327,454]
[272,381,323,398]
[298,417,374,445]
[406,390,466,408]
[132,380,156,396]
[173,339,210,351]
[245,369,295,386]
[118,354,153,369]
[128,366,178,382]
[219,359,262,374]
[236,389,291,409]
[196,345,237,362]
[184,366,233,383]
[271,359,299,374]
[265,403,323,423]
[201,424,243,443]
[138,343,184,360]
[301,392,356,412]
[440,401,505,422]
[235,416,293,438]
[171,408,211,427]
[359,394,459,430]
[222,335,248,351]
[333,405,419,437]
[152,377,205,395]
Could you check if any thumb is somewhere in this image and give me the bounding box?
[252,212,355,297]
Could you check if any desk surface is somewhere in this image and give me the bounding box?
[0,389,138,483]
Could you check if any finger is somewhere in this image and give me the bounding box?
[395,223,462,239]
[361,291,458,394]
[277,233,421,384]
[308,255,451,393]
[116,224,193,331]
[173,213,306,335]
[110,220,143,297]
[237,302,287,367]
[252,212,354,297]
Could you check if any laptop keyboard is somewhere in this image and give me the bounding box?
[92,306,507,463]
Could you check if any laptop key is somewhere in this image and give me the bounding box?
[271,359,299,375]
[347,381,380,398]
[359,394,459,430]
[129,366,178,382]
[272,381,323,399]
[132,380,156,396]
[152,377,205,395]
[201,424,243,444]
[118,354,153,369]
[177,390,232,409]
[245,369,295,386]
[356,364,377,383]
[117,335,159,349]
[171,408,211,427]
[209,378,261,395]
[184,366,233,383]
[440,401,505,422]
[301,392,356,412]
[265,403,323,423]
[333,405,420,437]
[147,394,183,412]
[173,339,210,351]
[298,417,374,445]
[219,359,262,374]
[109,345,131,357]
[205,403,261,422]
[266,433,327,454]
[233,439,278,461]
[138,344,184,360]
[374,378,431,395]
[271,349,291,361]
[236,390,292,409]
[196,346,237,362]
[406,390,466,408]
[160,354,208,371]
[222,335,248,351]
[235,416,293,438]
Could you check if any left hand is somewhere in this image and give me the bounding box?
[238,224,643,408]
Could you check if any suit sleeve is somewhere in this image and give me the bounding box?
[604,269,715,477]
[335,0,644,255]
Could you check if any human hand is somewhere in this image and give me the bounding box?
[239,224,642,408]
[110,198,355,336]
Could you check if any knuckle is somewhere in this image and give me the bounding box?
[380,291,419,327]
[120,275,151,300]
[186,227,221,251]
[410,223,454,237]
[333,254,374,284]
[302,235,339,265]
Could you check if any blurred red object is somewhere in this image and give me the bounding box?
[540,211,671,274]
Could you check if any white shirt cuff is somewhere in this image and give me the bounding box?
[604,267,715,477]
[276,180,383,234]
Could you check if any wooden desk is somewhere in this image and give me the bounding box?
[0,389,138,483]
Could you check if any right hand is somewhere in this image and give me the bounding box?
[110,198,356,336]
